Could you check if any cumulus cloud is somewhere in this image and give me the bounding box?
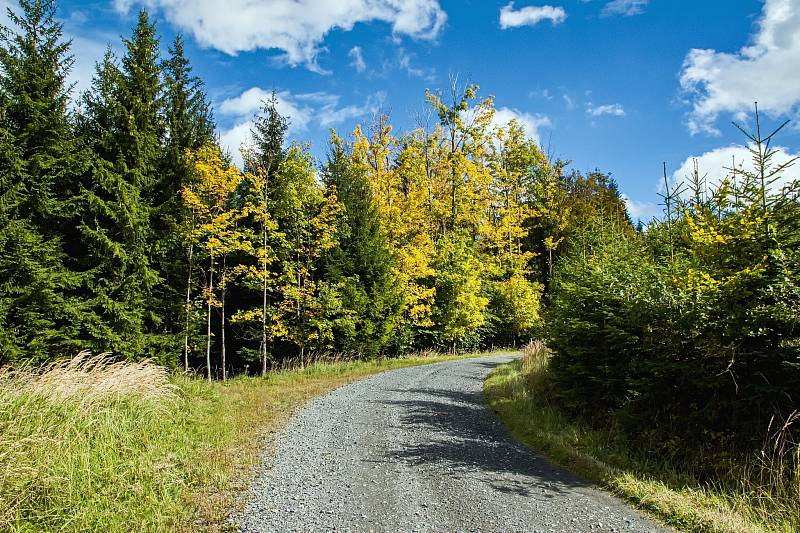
[586,103,626,117]
[622,194,658,220]
[668,144,800,199]
[348,46,366,72]
[492,107,552,145]
[601,0,648,17]
[114,0,447,72]
[499,3,566,28]
[217,87,383,166]
[680,0,800,135]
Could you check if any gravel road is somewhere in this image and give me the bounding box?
[232,353,667,532]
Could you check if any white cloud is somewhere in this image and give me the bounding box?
[397,47,435,80]
[586,102,626,117]
[601,0,648,17]
[217,87,383,166]
[348,46,366,72]
[0,0,13,27]
[500,3,566,28]
[622,194,658,220]
[114,0,446,72]
[680,0,800,135]
[69,37,116,98]
[669,144,800,199]
[529,88,554,100]
[493,106,552,145]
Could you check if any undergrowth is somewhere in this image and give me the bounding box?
[485,341,800,533]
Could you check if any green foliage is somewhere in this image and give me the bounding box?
[321,132,400,356]
[489,274,543,343]
[545,115,800,462]
[0,0,85,362]
[485,353,799,533]
[432,231,489,351]
[73,47,158,360]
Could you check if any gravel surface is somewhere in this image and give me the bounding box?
[232,353,667,532]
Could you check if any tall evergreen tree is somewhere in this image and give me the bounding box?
[72,35,158,359]
[0,0,83,361]
[322,133,398,355]
[108,9,163,354]
[246,92,287,177]
[118,9,163,195]
[152,34,216,359]
[160,34,214,201]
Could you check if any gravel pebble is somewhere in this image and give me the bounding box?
[231,354,667,532]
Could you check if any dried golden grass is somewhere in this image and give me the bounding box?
[0,350,176,402]
[521,339,551,376]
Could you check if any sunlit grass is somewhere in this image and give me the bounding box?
[0,350,484,532]
[484,343,798,533]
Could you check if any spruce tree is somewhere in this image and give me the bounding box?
[118,9,163,194]
[0,0,83,361]
[110,9,164,355]
[246,92,287,177]
[322,134,397,355]
[73,46,157,360]
[152,34,216,360]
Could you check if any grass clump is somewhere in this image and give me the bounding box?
[0,350,483,531]
[485,341,799,533]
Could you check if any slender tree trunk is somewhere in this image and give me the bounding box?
[221,257,227,381]
[184,239,193,373]
[262,225,268,376]
[206,251,214,382]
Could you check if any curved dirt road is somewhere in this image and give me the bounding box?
[233,354,666,532]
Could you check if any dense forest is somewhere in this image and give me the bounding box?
[546,115,800,458]
[2,0,799,528]
[0,1,630,376]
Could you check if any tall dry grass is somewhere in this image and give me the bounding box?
[0,350,175,402]
[0,352,179,531]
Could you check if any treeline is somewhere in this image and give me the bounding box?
[546,117,800,460]
[0,0,630,376]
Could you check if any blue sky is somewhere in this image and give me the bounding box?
[16,0,800,219]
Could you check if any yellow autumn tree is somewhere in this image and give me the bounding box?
[270,145,341,358]
[182,144,250,380]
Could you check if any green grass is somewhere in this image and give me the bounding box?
[484,345,799,533]
[0,351,485,532]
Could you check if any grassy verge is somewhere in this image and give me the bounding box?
[0,351,485,532]
[484,342,798,533]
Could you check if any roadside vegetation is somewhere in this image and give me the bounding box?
[0,350,483,531]
[2,1,798,532]
[487,342,796,532]
[487,115,800,533]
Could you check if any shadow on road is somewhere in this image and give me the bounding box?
[379,359,594,497]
